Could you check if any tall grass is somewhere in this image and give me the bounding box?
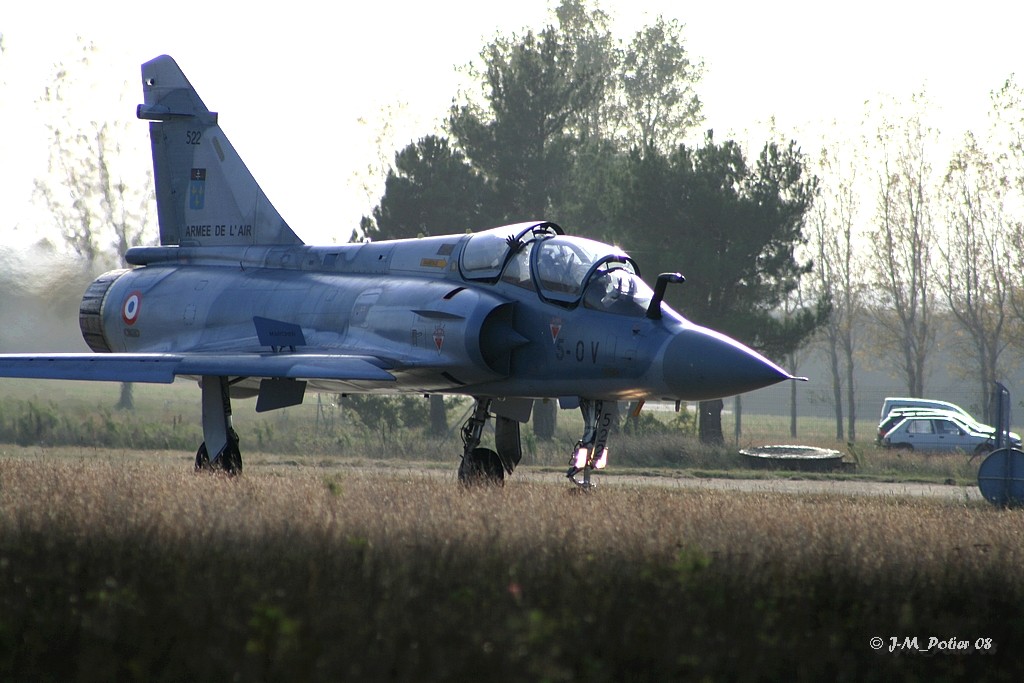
[1,450,1021,681]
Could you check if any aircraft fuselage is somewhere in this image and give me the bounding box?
[85,232,676,401]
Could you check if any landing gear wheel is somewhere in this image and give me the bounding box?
[220,438,242,474]
[193,429,242,474]
[458,447,505,486]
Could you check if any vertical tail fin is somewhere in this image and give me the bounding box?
[137,55,303,247]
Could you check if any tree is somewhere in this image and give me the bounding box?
[553,10,705,237]
[992,77,1024,374]
[617,134,826,443]
[33,40,154,409]
[361,135,499,240]
[866,95,938,398]
[938,138,1012,423]
[809,141,865,441]
[550,0,618,141]
[448,20,605,221]
[557,136,629,235]
[990,76,1024,198]
[617,16,704,154]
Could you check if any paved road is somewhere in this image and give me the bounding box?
[514,469,985,501]
[249,454,986,502]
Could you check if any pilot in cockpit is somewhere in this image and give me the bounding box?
[537,245,587,295]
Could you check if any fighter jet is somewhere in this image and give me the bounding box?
[0,55,801,487]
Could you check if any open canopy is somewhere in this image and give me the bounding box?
[459,222,653,316]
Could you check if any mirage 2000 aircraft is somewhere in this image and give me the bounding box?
[0,55,801,487]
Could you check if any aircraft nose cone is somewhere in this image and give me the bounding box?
[662,325,794,400]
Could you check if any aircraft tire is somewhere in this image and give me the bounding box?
[193,435,242,474]
[220,429,243,474]
[221,442,242,474]
[458,447,505,486]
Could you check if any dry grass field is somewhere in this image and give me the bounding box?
[1,446,1022,681]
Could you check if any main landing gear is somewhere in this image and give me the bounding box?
[458,396,614,490]
[194,428,242,474]
[566,398,613,490]
[194,375,243,474]
[458,398,523,486]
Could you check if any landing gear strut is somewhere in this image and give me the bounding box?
[458,399,503,485]
[195,375,243,474]
[458,398,523,486]
[566,398,613,489]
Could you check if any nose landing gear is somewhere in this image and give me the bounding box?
[566,398,613,490]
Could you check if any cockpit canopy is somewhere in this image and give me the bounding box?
[460,222,654,316]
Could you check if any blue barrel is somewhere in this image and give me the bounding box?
[978,448,1024,507]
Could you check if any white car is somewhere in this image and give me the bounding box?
[879,397,974,422]
[877,408,1021,445]
[881,413,1018,454]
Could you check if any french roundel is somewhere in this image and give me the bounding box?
[122,292,142,325]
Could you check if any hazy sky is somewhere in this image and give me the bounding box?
[1,0,1021,247]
